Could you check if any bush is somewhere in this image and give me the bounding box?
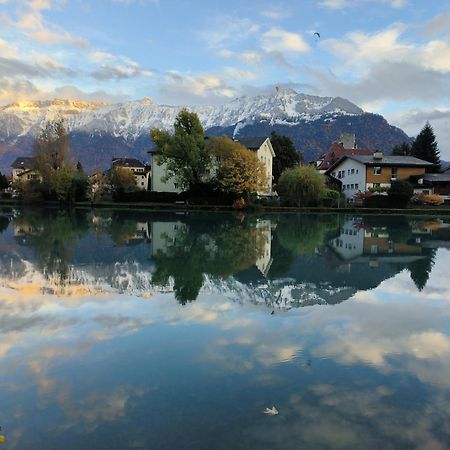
[320,189,341,207]
[388,180,414,208]
[278,165,326,207]
[418,193,444,206]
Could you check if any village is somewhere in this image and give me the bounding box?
[3,110,450,209]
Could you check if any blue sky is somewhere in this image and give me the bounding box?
[1,0,450,157]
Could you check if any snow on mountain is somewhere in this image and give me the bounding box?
[0,88,364,142]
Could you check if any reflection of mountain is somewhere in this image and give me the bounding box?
[0,210,448,307]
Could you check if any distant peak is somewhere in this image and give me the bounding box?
[140,97,154,105]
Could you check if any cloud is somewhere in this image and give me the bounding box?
[217,49,262,64]
[157,71,236,105]
[260,5,290,20]
[423,11,450,36]
[91,57,154,81]
[261,27,310,53]
[199,16,259,49]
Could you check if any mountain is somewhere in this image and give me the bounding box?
[0,89,411,173]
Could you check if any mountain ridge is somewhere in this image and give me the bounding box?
[0,88,410,172]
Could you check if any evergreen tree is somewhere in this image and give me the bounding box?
[0,171,8,190]
[270,131,303,184]
[408,248,436,291]
[392,142,411,156]
[411,123,441,172]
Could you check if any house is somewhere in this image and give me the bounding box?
[11,157,41,182]
[149,136,276,196]
[410,172,450,202]
[235,137,275,196]
[316,133,372,173]
[326,152,433,201]
[111,158,150,190]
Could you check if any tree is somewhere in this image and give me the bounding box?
[111,167,137,193]
[270,131,303,184]
[411,123,441,172]
[151,109,211,190]
[0,172,8,190]
[392,142,411,156]
[278,165,326,207]
[208,136,267,196]
[34,119,75,182]
[388,180,414,208]
[50,169,75,202]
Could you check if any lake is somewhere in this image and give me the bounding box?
[0,208,449,450]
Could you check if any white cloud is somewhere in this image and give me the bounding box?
[217,49,262,64]
[261,27,310,53]
[320,0,408,9]
[260,5,290,20]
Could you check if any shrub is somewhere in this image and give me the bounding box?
[278,165,326,207]
[418,193,444,206]
[388,180,414,208]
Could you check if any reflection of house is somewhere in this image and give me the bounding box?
[316,134,372,173]
[13,221,44,245]
[111,158,150,190]
[255,219,273,276]
[149,136,275,196]
[151,221,187,256]
[329,218,424,265]
[326,153,433,201]
[11,157,41,182]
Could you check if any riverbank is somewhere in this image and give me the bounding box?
[1,198,450,215]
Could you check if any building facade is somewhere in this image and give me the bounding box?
[11,157,41,183]
[111,158,150,190]
[326,153,433,201]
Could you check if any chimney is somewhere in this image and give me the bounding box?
[373,151,383,160]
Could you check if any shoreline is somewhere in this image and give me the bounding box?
[1,199,450,215]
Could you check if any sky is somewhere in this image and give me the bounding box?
[1,0,450,158]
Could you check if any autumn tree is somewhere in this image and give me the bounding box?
[111,167,137,193]
[270,131,303,184]
[411,122,441,172]
[208,136,267,196]
[278,165,326,207]
[151,109,211,190]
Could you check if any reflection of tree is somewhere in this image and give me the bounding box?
[152,218,266,305]
[0,216,9,233]
[13,210,89,285]
[408,248,437,291]
[276,214,339,256]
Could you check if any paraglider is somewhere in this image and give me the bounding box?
[314,32,321,39]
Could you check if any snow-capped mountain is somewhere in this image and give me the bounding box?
[0,88,410,171]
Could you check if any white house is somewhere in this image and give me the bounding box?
[11,157,41,182]
[111,158,151,190]
[326,153,433,202]
[149,136,276,195]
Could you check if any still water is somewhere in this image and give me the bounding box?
[0,208,449,450]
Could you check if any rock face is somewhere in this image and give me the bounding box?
[0,89,410,172]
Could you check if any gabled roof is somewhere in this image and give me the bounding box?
[318,143,372,171]
[236,137,268,150]
[325,154,433,173]
[112,157,145,168]
[411,173,450,184]
[11,157,35,170]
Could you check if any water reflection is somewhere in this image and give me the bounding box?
[0,208,449,449]
[0,208,449,304]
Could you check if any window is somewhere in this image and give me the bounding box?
[347,184,350,190]
[351,184,354,189]
[373,183,380,188]
[373,166,382,175]
[371,245,379,254]
[391,167,398,179]
[342,185,346,191]
[356,169,359,174]
[348,169,350,175]
[351,169,355,174]
[355,183,359,190]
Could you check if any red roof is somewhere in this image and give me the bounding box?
[318,143,372,171]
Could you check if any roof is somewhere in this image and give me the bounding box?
[318,143,372,171]
[411,173,450,184]
[112,157,145,168]
[235,137,268,150]
[326,154,433,173]
[11,157,35,170]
